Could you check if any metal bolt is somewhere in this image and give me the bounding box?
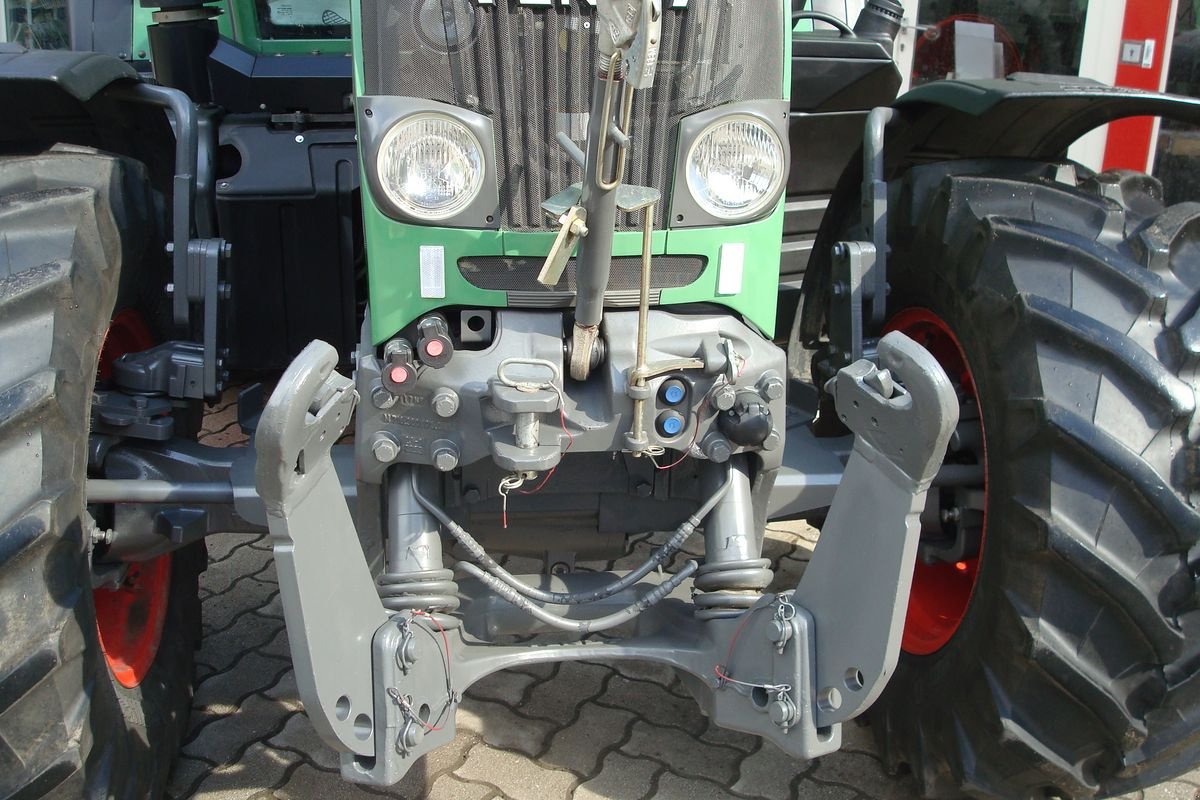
[137,50,147,59]
[758,375,785,401]
[399,637,418,665]
[402,723,424,749]
[132,396,149,409]
[222,242,233,259]
[371,385,396,410]
[218,282,232,300]
[769,697,799,728]
[431,388,459,418]
[710,383,737,412]
[704,435,731,464]
[165,242,175,254]
[431,442,459,472]
[164,282,175,295]
[940,507,962,524]
[767,619,792,646]
[372,434,399,463]
[218,181,230,190]
[762,430,781,452]
[463,486,482,503]
[833,243,847,258]
[634,480,652,498]
[831,281,848,298]
[550,562,571,576]
[295,134,305,143]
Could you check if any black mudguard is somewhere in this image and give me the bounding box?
[796,74,1200,347]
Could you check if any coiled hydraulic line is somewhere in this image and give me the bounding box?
[691,458,775,620]
[409,465,732,627]
[377,567,460,616]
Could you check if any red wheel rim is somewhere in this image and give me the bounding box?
[98,308,156,382]
[93,309,171,687]
[94,555,172,688]
[885,308,988,656]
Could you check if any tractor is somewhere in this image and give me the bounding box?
[1,0,1198,797]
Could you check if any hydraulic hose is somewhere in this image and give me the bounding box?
[410,464,731,606]
[455,559,698,635]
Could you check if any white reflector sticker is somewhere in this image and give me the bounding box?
[718,243,745,295]
[419,245,446,299]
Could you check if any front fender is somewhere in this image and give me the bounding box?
[796,75,1200,347]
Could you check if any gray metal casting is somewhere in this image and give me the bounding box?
[355,310,788,485]
[255,341,388,757]
[795,331,958,727]
[257,324,956,787]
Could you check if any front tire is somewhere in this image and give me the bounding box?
[870,163,1200,798]
[0,148,201,799]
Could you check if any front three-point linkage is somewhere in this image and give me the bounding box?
[538,0,663,381]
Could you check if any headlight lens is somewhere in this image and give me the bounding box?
[377,114,484,221]
[685,115,785,220]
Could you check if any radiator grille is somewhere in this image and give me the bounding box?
[458,255,706,299]
[360,0,784,231]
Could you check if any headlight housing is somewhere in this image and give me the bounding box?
[377,113,485,221]
[684,115,786,221]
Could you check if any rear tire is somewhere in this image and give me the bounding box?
[0,148,201,799]
[869,162,1200,798]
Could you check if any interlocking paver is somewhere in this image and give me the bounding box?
[518,661,611,724]
[457,695,556,758]
[731,742,809,800]
[619,719,742,785]
[540,701,635,776]
[184,693,297,766]
[184,742,300,800]
[597,673,707,735]
[455,743,576,800]
[572,751,659,800]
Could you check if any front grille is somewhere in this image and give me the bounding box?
[458,255,706,297]
[360,0,784,231]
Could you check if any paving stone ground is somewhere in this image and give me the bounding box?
[168,394,1200,800]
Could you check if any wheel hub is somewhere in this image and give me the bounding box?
[885,308,987,656]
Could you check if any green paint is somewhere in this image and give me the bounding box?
[360,0,791,344]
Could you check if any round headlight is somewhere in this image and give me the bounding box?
[685,115,785,221]
[377,114,484,221]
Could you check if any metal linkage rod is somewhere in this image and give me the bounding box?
[86,479,234,504]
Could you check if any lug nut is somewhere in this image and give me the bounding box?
[372,434,399,463]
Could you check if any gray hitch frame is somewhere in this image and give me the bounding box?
[255,332,957,784]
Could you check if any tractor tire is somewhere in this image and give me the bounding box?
[0,148,201,799]
[868,162,1200,799]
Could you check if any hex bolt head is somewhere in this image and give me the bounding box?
[710,384,737,412]
[371,385,396,410]
[431,441,459,472]
[431,388,460,418]
[704,435,732,464]
[758,375,785,401]
[372,434,399,463]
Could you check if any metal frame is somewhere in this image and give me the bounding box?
[246,331,957,786]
